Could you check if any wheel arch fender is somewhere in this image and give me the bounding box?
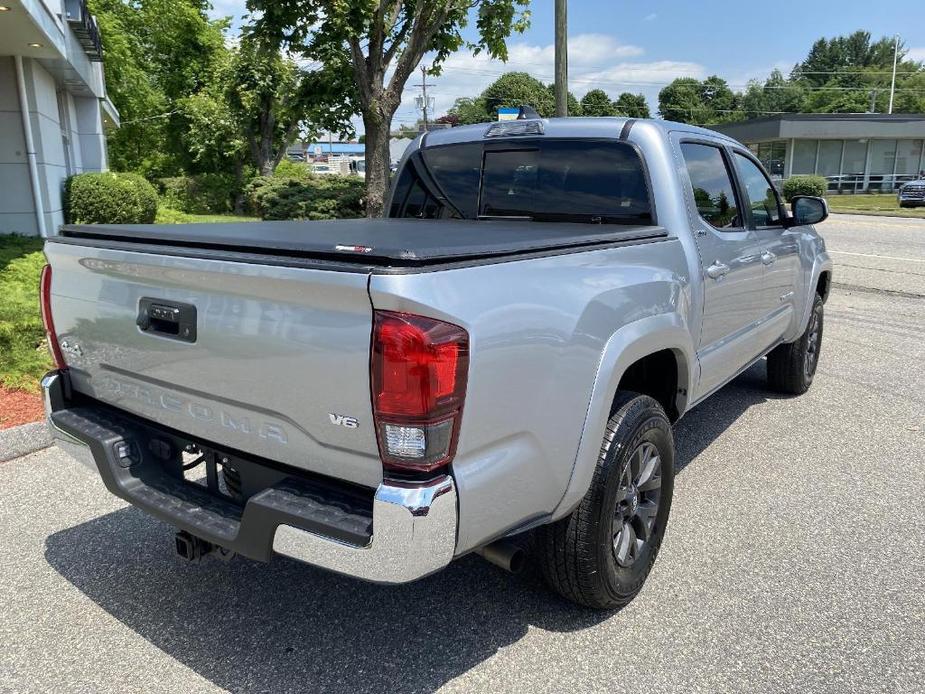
[550,313,695,521]
[798,252,833,334]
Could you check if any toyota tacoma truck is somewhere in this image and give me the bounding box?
[40,117,832,609]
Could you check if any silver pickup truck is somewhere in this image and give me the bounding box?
[41,117,832,609]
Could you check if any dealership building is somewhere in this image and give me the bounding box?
[710,113,925,194]
[0,0,117,237]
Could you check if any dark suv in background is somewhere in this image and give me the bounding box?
[898,175,925,207]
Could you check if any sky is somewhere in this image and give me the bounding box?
[207,0,925,133]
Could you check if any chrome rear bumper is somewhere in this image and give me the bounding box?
[42,371,458,584]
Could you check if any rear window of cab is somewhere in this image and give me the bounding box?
[390,139,653,225]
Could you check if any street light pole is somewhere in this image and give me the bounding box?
[554,0,568,117]
[888,34,899,115]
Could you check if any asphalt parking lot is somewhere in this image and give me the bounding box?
[1,213,923,693]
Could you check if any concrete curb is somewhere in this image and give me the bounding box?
[0,421,52,462]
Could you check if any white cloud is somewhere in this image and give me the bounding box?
[908,47,925,62]
[643,13,658,22]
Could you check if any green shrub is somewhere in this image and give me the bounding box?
[64,172,158,224]
[782,175,827,202]
[245,175,365,220]
[273,159,315,182]
[158,173,239,214]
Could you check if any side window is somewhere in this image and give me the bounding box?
[680,143,742,230]
[388,161,446,219]
[733,152,783,227]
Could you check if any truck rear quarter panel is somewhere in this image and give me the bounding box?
[369,240,691,554]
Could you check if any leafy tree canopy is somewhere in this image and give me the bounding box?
[661,31,925,125]
[580,89,617,117]
[446,71,581,123]
[614,92,650,118]
[245,0,532,216]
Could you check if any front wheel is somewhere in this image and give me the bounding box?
[537,392,675,610]
[767,293,824,395]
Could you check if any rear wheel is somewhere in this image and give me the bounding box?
[767,293,824,395]
[537,392,674,610]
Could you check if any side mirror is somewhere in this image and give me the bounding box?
[789,195,828,226]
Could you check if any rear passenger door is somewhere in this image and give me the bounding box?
[678,141,767,396]
[731,150,802,332]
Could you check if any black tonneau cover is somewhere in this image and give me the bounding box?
[57,218,667,267]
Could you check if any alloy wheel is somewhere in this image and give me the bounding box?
[612,441,662,568]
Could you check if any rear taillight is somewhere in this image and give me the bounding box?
[371,311,469,473]
[40,264,66,369]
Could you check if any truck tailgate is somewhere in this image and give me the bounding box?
[44,242,382,488]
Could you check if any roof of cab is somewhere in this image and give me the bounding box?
[418,117,741,149]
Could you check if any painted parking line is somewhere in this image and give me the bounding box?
[829,250,925,264]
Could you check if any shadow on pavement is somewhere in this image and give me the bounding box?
[45,362,773,693]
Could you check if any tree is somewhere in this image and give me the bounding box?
[658,76,738,125]
[247,0,531,217]
[658,77,705,124]
[227,42,355,176]
[434,113,460,127]
[789,31,925,113]
[448,96,491,125]
[700,75,739,121]
[740,69,806,118]
[545,84,581,116]
[614,92,650,118]
[579,89,615,117]
[482,71,554,116]
[89,0,228,176]
[177,40,355,214]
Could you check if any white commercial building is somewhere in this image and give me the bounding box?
[0,0,117,236]
[711,114,925,194]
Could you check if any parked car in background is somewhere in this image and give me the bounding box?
[898,176,925,207]
[350,158,366,178]
[40,117,832,609]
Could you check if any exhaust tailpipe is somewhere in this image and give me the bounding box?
[476,540,527,574]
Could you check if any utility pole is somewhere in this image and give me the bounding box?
[415,65,432,132]
[888,34,899,114]
[554,0,568,117]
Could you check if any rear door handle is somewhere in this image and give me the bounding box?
[706,261,730,279]
[761,251,776,265]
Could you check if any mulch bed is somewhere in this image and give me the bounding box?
[0,388,43,430]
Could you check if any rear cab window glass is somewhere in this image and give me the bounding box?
[680,142,742,230]
[392,139,653,225]
[733,152,783,227]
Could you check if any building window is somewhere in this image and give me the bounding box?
[791,140,817,174]
[817,141,843,183]
[895,139,924,178]
[756,142,786,177]
[869,140,897,174]
[868,139,897,192]
[840,140,868,192]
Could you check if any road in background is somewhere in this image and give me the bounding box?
[1,214,923,693]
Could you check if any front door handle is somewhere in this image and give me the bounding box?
[707,261,730,279]
[761,251,776,265]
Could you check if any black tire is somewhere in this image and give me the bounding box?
[537,392,675,610]
[767,293,824,395]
